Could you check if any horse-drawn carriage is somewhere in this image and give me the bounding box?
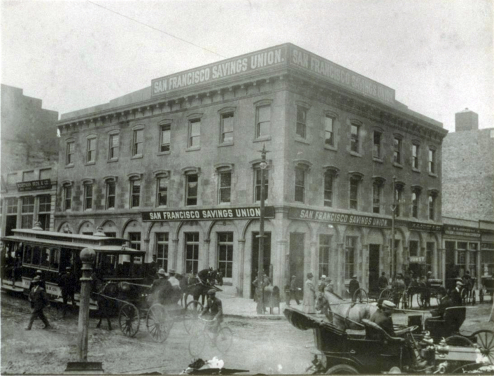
[479,276,494,302]
[284,307,494,374]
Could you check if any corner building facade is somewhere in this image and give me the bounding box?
[55,44,447,298]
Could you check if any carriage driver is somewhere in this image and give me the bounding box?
[199,289,223,343]
[370,300,409,338]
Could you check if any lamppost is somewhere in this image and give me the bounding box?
[257,144,269,314]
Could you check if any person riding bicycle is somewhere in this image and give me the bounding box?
[199,289,223,343]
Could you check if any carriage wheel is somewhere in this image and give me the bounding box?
[215,326,233,354]
[471,330,494,364]
[379,288,393,302]
[183,300,204,334]
[146,304,173,343]
[188,332,207,357]
[445,335,475,347]
[353,288,368,304]
[119,303,140,337]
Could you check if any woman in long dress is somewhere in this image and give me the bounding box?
[303,272,316,314]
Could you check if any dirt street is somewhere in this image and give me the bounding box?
[1,291,314,375]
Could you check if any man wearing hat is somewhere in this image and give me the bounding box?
[150,269,173,305]
[29,270,46,291]
[324,277,334,294]
[349,275,360,302]
[199,289,223,342]
[303,273,316,314]
[450,279,464,306]
[318,275,327,292]
[26,276,51,330]
[58,266,77,318]
[370,300,399,337]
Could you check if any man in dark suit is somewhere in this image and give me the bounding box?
[26,276,51,330]
[349,275,360,302]
[58,267,77,317]
[450,280,464,306]
[370,300,397,337]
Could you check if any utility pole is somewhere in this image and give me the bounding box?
[257,144,269,314]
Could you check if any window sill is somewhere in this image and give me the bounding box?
[186,146,201,152]
[65,164,74,169]
[349,151,362,158]
[253,136,271,143]
[218,142,234,148]
[393,162,403,169]
[107,158,119,163]
[157,151,171,156]
[295,137,310,145]
[412,167,420,173]
[324,145,337,151]
[373,157,384,163]
[429,172,438,178]
[131,155,143,160]
[85,161,96,166]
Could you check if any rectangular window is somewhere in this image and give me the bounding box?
[66,141,74,165]
[426,242,434,273]
[412,144,419,169]
[186,174,198,206]
[38,194,51,232]
[428,194,435,220]
[412,191,419,218]
[219,171,231,204]
[185,232,199,274]
[106,181,116,209]
[87,138,96,163]
[84,184,93,210]
[409,240,419,257]
[324,171,334,207]
[345,236,356,279]
[296,106,307,138]
[155,232,169,270]
[349,177,359,210]
[220,113,234,144]
[21,196,35,229]
[256,105,270,138]
[39,168,51,180]
[394,186,403,217]
[188,119,201,148]
[373,183,381,213]
[63,186,72,211]
[324,116,334,147]
[481,250,494,276]
[319,234,332,277]
[254,168,269,202]
[160,124,171,152]
[129,232,142,260]
[429,149,436,173]
[350,124,359,153]
[133,129,143,156]
[109,134,119,159]
[294,167,305,202]
[23,171,35,181]
[373,132,382,159]
[157,177,168,207]
[217,232,233,278]
[394,137,402,164]
[131,179,141,208]
[7,197,18,214]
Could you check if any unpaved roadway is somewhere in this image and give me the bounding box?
[1,290,493,375]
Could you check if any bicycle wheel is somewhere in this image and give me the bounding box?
[215,326,233,354]
[379,288,393,302]
[188,332,207,357]
[183,300,203,334]
[353,288,368,304]
[146,304,173,343]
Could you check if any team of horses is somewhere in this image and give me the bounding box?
[90,268,223,331]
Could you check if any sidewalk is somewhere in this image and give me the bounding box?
[216,290,289,320]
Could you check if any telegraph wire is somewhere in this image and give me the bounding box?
[87,1,227,59]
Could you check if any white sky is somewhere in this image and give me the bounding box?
[1,0,493,132]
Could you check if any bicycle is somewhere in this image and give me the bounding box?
[188,317,233,357]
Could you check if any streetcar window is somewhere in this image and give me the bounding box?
[51,248,60,269]
[24,244,33,264]
[41,248,50,267]
[32,246,41,265]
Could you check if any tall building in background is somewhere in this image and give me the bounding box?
[54,44,447,297]
[442,109,494,285]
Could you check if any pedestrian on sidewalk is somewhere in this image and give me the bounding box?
[26,276,51,330]
[287,275,300,306]
[303,273,316,314]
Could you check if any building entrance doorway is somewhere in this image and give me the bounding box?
[251,232,271,299]
[369,244,380,294]
[289,233,305,291]
[5,216,17,236]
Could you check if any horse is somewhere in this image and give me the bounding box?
[91,276,119,331]
[315,290,378,330]
[182,268,223,306]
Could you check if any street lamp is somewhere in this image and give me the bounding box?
[257,144,269,315]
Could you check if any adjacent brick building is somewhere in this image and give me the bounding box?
[54,43,447,297]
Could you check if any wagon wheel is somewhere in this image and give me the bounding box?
[445,335,475,347]
[146,304,173,343]
[379,288,393,302]
[119,303,140,337]
[215,326,233,354]
[471,330,494,364]
[353,288,368,304]
[183,300,204,334]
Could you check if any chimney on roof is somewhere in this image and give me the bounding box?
[455,108,479,132]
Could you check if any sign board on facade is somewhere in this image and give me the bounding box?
[16,179,52,192]
[410,256,425,263]
[142,206,275,222]
[151,44,396,106]
[443,225,481,238]
[288,208,391,228]
[402,221,442,232]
